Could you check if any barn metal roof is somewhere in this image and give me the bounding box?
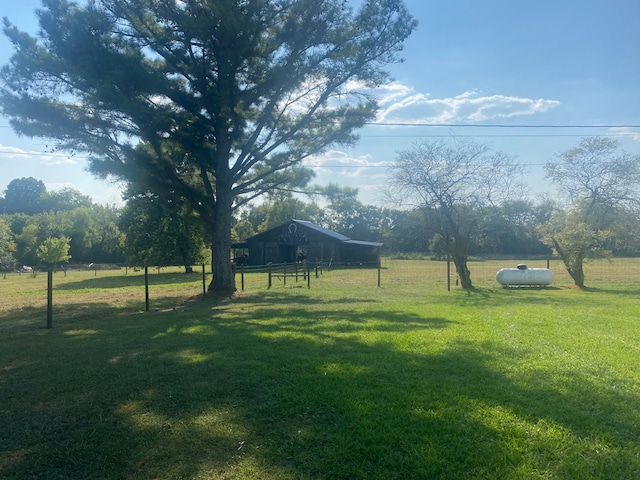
[233,219,383,247]
[291,219,350,242]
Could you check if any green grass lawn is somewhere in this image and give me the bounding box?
[1,261,640,479]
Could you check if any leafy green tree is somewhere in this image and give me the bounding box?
[14,223,40,266]
[87,204,125,263]
[428,233,447,260]
[1,0,416,293]
[539,208,611,288]
[313,184,387,241]
[544,137,640,287]
[66,208,97,262]
[388,137,523,289]
[474,200,552,256]
[120,194,207,272]
[253,196,323,233]
[231,219,256,244]
[2,177,46,214]
[380,208,435,254]
[0,216,17,272]
[41,187,93,212]
[37,236,71,329]
[37,236,72,266]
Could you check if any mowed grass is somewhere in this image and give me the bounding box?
[1,261,640,479]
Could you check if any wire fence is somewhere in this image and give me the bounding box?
[3,257,640,296]
[236,257,640,290]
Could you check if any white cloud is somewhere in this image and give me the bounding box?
[376,89,560,124]
[348,81,413,106]
[46,182,81,192]
[608,127,640,142]
[0,144,77,165]
[304,150,388,178]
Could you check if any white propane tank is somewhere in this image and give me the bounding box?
[496,264,554,287]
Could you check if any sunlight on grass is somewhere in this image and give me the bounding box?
[63,329,101,336]
[168,348,220,365]
[180,324,218,335]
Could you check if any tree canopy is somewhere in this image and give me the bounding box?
[37,236,72,266]
[1,0,416,292]
[1,177,46,215]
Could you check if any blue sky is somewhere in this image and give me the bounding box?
[1,0,639,206]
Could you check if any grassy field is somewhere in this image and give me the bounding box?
[1,260,640,479]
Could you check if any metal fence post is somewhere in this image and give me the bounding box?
[144,266,150,312]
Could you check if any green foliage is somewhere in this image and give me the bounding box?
[540,209,611,287]
[0,216,17,271]
[14,223,39,266]
[36,236,71,265]
[1,0,416,292]
[428,233,447,260]
[252,196,323,233]
[473,200,552,256]
[1,177,46,214]
[232,219,256,243]
[314,184,389,241]
[6,205,123,265]
[380,209,433,254]
[41,187,93,212]
[0,216,15,255]
[120,194,207,269]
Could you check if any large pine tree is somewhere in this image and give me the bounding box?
[1,0,415,292]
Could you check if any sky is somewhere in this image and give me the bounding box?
[1,0,639,206]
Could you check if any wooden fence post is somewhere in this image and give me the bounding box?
[268,263,272,289]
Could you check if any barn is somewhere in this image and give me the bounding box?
[232,219,383,266]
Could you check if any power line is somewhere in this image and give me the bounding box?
[360,134,636,139]
[365,122,640,128]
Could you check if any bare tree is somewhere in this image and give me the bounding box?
[543,137,640,287]
[388,137,523,289]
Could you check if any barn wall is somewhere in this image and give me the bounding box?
[236,221,380,266]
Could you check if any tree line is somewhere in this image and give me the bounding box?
[0,174,550,272]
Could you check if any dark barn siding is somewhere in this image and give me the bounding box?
[233,220,381,266]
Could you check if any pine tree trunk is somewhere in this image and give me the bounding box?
[209,184,236,293]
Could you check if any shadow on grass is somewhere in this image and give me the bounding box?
[55,271,203,290]
[579,285,640,296]
[1,290,639,479]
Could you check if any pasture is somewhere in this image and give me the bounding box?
[1,259,640,479]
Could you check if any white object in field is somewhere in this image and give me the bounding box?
[496,264,554,287]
